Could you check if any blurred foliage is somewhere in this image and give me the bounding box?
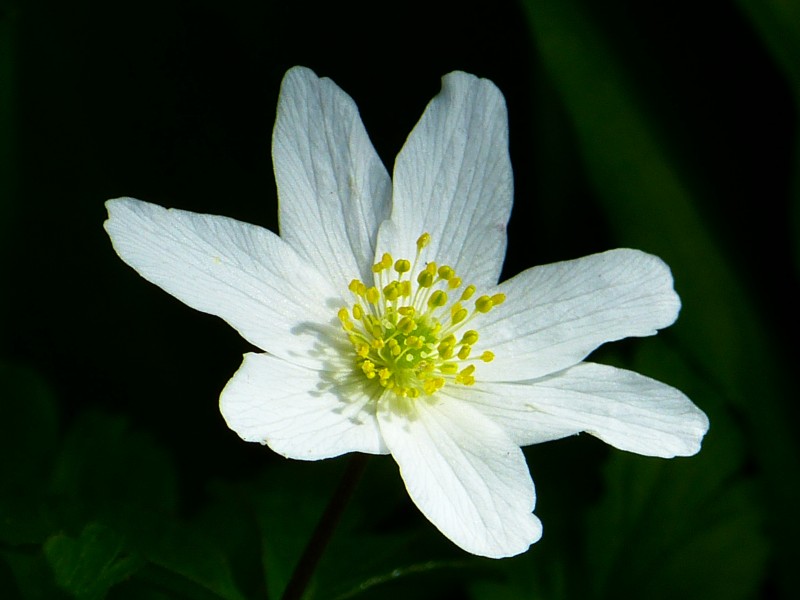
[1,0,797,598]
[734,0,800,270]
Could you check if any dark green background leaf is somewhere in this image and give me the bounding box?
[2,0,797,597]
[44,522,143,600]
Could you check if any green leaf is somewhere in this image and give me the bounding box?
[468,556,565,600]
[136,521,247,600]
[188,480,266,599]
[44,522,143,600]
[331,557,481,600]
[1,548,66,600]
[0,5,17,327]
[734,0,800,273]
[250,460,338,600]
[251,457,483,600]
[584,341,768,600]
[522,0,794,591]
[0,362,59,545]
[734,0,800,89]
[49,412,178,534]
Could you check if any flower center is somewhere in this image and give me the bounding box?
[338,233,504,399]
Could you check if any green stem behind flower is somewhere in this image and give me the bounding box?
[280,454,369,600]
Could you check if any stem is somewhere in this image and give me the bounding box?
[280,454,369,600]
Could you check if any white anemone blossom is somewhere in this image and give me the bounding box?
[104,66,709,558]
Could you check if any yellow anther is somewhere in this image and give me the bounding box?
[394,259,411,274]
[456,364,476,385]
[461,330,479,345]
[378,368,391,381]
[372,253,393,273]
[491,293,506,306]
[416,233,431,250]
[383,281,401,301]
[460,285,476,301]
[417,270,434,288]
[440,363,459,374]
[352,304,364,320]
[365,315,382,335]
[475,295,494,313]
[451,306,468,325]
[448,277,462,289]
[365,287,380,304]
[458,374,475,386]
[397,317,417,334]
[372,339,385,350]
[425,262,437,276]
[428,290,448,309]
[356,344,370,358]
[398,306,416,316]
[338,308,354,330]
[400,280,412,297]
[362,360,376,378]
[480,351,495,362]
[458,345,472,360]
[424,378,445,395]
[349,279,366,296]
[406,335,423,349]
[438,265,455,280]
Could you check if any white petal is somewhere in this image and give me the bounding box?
[377,71,513,289]
[444,385,581,446]
[468,362,709,458]
[377,395,541,558]
[479,249,681,381]
[273,66,392,290]
[220,353,388,459]
[104,198,343,369]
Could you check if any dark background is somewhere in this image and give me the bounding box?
[2,0,798,598]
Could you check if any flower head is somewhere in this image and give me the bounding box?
[104,67,709,558]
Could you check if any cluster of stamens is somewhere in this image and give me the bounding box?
[337,233,505,399]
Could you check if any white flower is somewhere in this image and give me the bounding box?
[104,67,709,558]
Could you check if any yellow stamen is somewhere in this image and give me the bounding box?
[438,265,455,280]
[338,233,505,400]
[461,330,479,345]
[428,290,448,309]
[475,295,494,313]
[395,259,411,274]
